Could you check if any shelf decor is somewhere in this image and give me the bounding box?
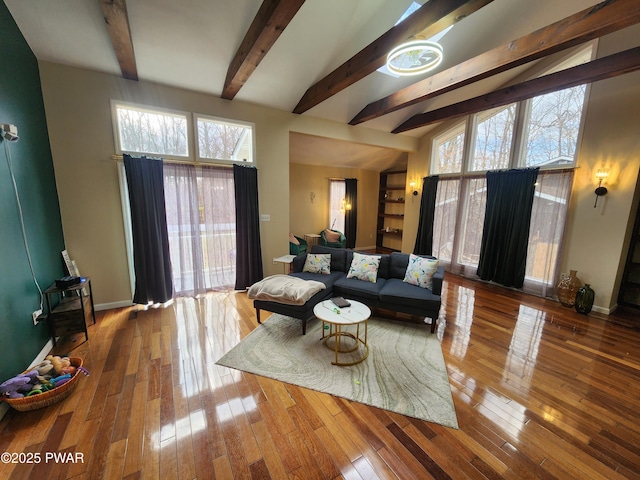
[575,284,595,314]
[557,270,581,307]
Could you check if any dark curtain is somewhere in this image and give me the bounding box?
[477,167,539,288]
[414,175,439,255]
[344,178,358,249]
[233,164,263,289]
[123,154,173,304]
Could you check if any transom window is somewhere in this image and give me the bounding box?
[112,101,255,165]
[432,84,587,175]
[196,115,254,163]
[114,103,189,158]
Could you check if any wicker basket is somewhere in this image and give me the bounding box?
[3,357,84,411]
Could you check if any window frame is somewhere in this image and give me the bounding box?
[111,100,192,160]
[194,113,256,166]
[111,100,257,167]
[431,83,589,177]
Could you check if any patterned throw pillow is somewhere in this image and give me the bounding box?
[302,254,331,274]
[403,254,439,289]
[347,252,381,283]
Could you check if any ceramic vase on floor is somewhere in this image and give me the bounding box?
[575,284,595,314]
[557,270,581,307]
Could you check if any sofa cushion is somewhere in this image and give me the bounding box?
[403,254,439,289]
[310,245,348,272]
[389,252,410,279]
[334,276,386,301]
[379,278,441,309]
[290,271,343,289]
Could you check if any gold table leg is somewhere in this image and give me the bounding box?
[322,319,369,366]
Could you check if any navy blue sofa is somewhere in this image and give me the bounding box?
[253,245,444,334]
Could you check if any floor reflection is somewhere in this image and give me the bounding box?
[502,305,545,391]
[172,293,242,397]
[155,409,208,448]
[448,285,476,359]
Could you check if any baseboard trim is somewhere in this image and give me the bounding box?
[95,300,133,311]
[592,304,614,315]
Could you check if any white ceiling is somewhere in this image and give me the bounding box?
[4,0,609,170]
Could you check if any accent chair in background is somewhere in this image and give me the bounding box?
[320,229,346,249]
[289,233,308,255]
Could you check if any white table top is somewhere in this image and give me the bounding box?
[273,254,296,263]
[313,299,371,326]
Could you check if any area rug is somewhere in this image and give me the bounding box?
[216,314,458,428]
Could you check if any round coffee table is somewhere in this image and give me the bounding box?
[313,299,371,366]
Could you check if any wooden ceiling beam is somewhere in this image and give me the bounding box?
[100,0,138,81]
[292,0,494,114]
[351,0,640,126]
[393,47,640,133]
[222,0,306,100]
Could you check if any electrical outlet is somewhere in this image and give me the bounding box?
[32,309,43,325]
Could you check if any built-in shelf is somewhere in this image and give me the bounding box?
[376,169,406,252]
[377,229,402,237]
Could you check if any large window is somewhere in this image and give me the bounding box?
[329,180,346,233]
[164,164,236,295]
[112,101,255,165]
[113,101,254,296]
[431,84,587,297]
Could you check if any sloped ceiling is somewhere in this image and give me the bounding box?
[5,0,638,170]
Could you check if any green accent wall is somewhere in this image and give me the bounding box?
[0,4,65,381]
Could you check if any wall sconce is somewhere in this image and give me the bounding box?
[593,169,609,208]
[409,181,419,202]
[309,192,316,203]
[341,199,352,211]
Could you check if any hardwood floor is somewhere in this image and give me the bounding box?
[1,273,639,479]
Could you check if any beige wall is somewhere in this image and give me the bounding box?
[561,26,640,312]
[38,62,416,307]
[289,163,380,249]
[403,27,640,313]
[39,22,640,312]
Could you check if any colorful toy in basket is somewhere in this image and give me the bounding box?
[0,355,89,401]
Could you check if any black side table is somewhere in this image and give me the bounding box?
[44,278,96,346]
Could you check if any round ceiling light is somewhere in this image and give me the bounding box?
[386,39,444,76]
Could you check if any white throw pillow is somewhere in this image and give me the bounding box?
[403,254,439,289]
[347,252,381,283]
[302,254,331,274]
